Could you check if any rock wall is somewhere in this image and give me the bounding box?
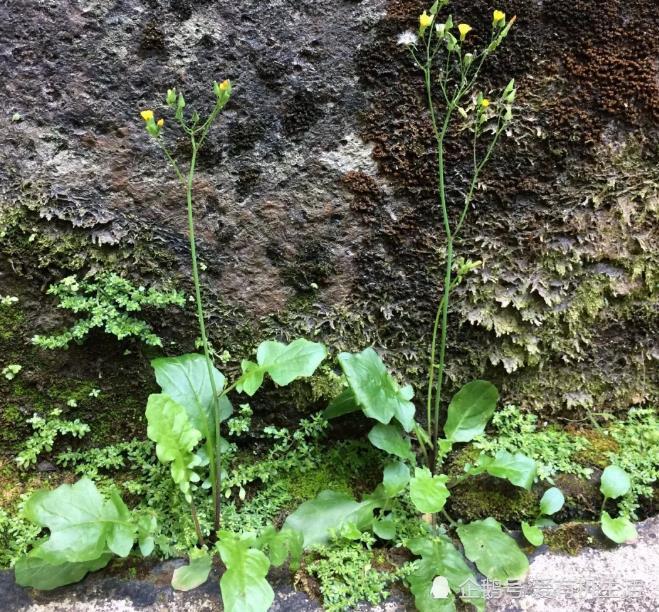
[1,0,657,437]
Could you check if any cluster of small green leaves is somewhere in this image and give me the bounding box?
[474,405,593,480]
[0,508,41,568]
[2,364,22,380]
[32,273,184,349]
[222,413,329,503]
[0,295,19,306]
[605,408,659,517]
[15,408,90,469]
[306,533,407,612]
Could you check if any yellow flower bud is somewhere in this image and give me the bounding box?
[457,23,472,40]
[419,11,433,29]
[219,79,231,92]
[140,110,154,122]
[480,98,490,108]
[156,118,164,127]
[493,10,505,24]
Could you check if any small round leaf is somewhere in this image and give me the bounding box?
[600,466,631,499]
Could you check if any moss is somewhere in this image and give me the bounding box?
[281,463,354,506]
[448,477,538,524]
[544,522,593,555]
[573,429,620,469]
[0,188,180,286]
[553,473,602,520]
[0,305,24,342]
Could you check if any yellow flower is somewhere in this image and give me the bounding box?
[156,118,164,127]
[419,11,433,29]
[480,98,490,108]
[493,10,505,24]
[458,23,472,40]
[219,79,231,92]
[140,110,154,122]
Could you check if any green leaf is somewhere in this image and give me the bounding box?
[151,353,230,442]
[217,535,274,612]
[23,478,137,564]
[601,511,637,544]
[258,526,303,570]
[600,466,632,499]
[283,490,378,548]
[539,487,565,515]
[237,339,327,396]
[106,490,136,557]
[146,394,203,503]
[407,535,484,612]
[409,467,450,514]
[473,451,537,490]
[338,348,415,431]
[323,387,360,419]
[443,380,498,442]
[15,553,112,590]
[457,517,529,581]
[171,550,212,591]
[373,514,396,540]
[137,513,157,557]
[521,521,544,547]
[368,423,415,461]
[383,461,411,497]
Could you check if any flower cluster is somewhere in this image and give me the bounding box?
[140,109,164,137]
[403,3,514,52]
[140,79,232,137]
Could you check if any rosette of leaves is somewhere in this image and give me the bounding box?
[293,347,536,611]
[14,478,157,590]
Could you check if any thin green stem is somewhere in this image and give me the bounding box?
[185,139,223,533]
[453,119,504,238]
[190,498,206,547]
[431,239,453,448]
[441,509,458,529]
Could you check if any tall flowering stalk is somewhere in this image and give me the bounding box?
[140,79,232,535]
[402,1,516,469]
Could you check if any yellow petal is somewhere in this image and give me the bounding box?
[140,110,154,122]
[419,11,433,28]
[493,10,505,23]
[480,98,490,108]
[156,118,164,127]
[458,23,472,40]
[219,79,231,92]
